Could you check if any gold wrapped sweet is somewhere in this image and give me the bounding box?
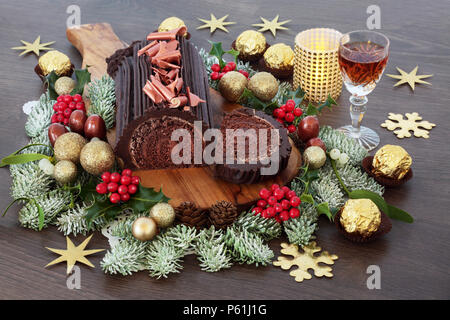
[158,17,187,34]
[248,72,278,101]
[219,71,248,102]
[372,145,412,180]
[340,199,381,237]
[38,50,72,76]
[263,43,294,70]
[235,30,266,56]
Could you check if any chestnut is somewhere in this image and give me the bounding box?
[84,114,106,140]
[48,123,68,146]
[69,110,87,134]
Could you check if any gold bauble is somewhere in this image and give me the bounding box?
[340,199,381,238]
[53,160,77,184]
[79,140,115,176]
[54,132,87,164]
[38,50,72,76]
[218,71,248,102]
[248,72,279,101]
[372,144,412,180]
[158,17,187,35]
[235,30,266,56]
[303,146,326,169]
[132,217,158,241]
[263,43,294,70]
[54,76,76,96]
[149,203,175,228]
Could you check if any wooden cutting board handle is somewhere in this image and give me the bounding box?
[66,23,127,79]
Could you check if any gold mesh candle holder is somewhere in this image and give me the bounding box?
[294,28,343,103]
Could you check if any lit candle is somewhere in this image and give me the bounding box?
[294,28,343,103]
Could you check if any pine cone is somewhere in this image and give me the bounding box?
[208,200,238,230]
[175,201,209,229]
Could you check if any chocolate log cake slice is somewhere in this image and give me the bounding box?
[214,108,291,184]
[115,108,206,170]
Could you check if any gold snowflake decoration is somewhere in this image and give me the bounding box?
[197,14,236,33]
[11,35,55,56]
[273,242,338,282]
[45,235,104,274]
[386,66,432,91]
[381,112,436,139]
[252,15,291,37]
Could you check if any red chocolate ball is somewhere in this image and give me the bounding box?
[48,123,68,146]
[84,114,106,140]
[69,110,87,134]
[297,116,320,142]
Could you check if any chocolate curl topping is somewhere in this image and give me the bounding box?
[146,43,161,57]
[166,39,179,51]
[169,95,188,108]
[151,75,176,101]
[167,69,179,80]
[146,26,187,41]
[175,77,184,93]
[186,86,206,107]
[154,59,180,69]
[152,50,181,64]
[143,80,164,104]
[137,41,157,56]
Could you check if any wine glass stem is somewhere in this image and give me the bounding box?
[349,95,368,136]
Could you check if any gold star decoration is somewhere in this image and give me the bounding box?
[386,66,432,91]
[252,15,291,37]
[197,14,236,33]
[45,235,104,274]
[273,242,338,283]
[11,35,55,56]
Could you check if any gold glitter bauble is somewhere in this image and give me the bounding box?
[38,50,72,76]
[79,140,115,176]
[303,146,326,169]
[248,72,278,101]
[263,43,294,70]
[132,217,158,241]
[235,30,266,56]
[340,199,381,238]
[54,132,87,164]
[149,203,175,228]
[54,76,76,96]
[372,144,412,180]
[218,71,248,102]
[53,160,77,184]
[158,17,187,35]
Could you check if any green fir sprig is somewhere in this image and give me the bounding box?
[87,75,116,129]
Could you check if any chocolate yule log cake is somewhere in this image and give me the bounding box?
[107,27,213,169]
[214,108,291,184]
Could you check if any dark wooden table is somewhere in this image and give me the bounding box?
[1,0,449,300]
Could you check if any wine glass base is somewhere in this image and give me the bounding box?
[337,125,380,151]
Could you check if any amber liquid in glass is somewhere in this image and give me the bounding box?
[339,41,388,96]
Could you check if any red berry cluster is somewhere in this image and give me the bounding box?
[252,184,301,223]
[210,62,249,81]
[272,99,303,133]
[95,169,140,204]
[51,94,86,126]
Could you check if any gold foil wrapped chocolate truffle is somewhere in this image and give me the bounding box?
[235,30,267,59]
[372,144,412,180]
[158,17,187,35]
[263,43,294,70]
[38,50,72,76]
[247,72,278,101]
[340,199,381,238]
[218,71,248,102]
[303,146,326,169]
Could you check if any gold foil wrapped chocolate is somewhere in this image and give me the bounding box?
[372,144,412,180]
[235,30,266,56]
[38,50,72,76]
[263,43,294,70]
[340,199,381,237]
[158,17,187,34]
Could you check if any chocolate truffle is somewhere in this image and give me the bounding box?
[233,30,267,62]
[372,144,412,180]
[340,199,381,238]
[260,43,294,78]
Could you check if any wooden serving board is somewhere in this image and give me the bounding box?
[67,23,302,210]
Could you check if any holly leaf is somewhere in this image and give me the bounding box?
[225,48,240,63]
[284,86,306,106]
[85,198,124,224]
[305,102,318,116]
[300,193,315,204]
[45,71,59,100]
[78,178,101,203]
[316,202,334,221]
[317,95,337,113]
[208,41,226,68]
[126,186,171,212]
[70,67,91,95]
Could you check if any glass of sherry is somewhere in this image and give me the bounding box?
[338,30,389,151]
